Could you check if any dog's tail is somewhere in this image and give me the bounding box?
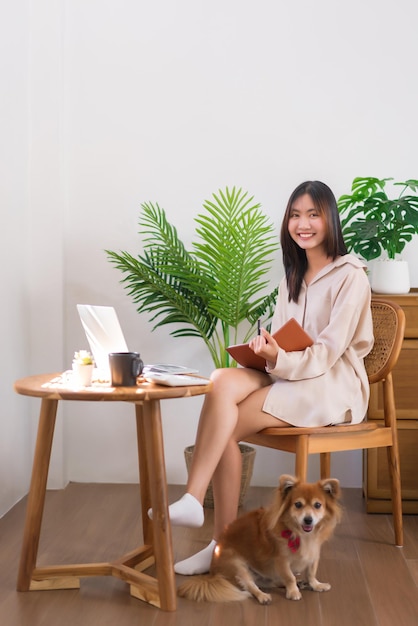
[178,574,250,603]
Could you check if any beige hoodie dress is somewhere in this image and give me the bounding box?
[263,254,374,427]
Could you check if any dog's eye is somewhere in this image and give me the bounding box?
[313,502,322,509]
[294,501,303,509]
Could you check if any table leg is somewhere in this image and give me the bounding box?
[135,403,153,547]
[136,399,176,611]
[17,398,58,591]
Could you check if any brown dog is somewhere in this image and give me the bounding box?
[178,474,342,604]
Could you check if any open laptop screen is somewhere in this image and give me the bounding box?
[77,304,128,376]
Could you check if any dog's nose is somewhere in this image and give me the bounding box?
[304,515,313,526]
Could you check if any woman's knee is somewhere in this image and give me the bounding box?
[209,368,271,405]
[210,367,267,384]
[210,367,256,394]
[207,369,239,401]
[210,368,237,385]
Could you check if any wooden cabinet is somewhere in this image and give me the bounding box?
[364,290,418,513]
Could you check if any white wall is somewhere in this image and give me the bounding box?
[0,1,32,517]
[2,0,418,516]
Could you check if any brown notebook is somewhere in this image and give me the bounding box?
[226,318,313,371]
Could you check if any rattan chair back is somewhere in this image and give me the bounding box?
[365,298,405,384]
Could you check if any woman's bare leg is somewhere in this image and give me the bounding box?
[172,367,271,573]
[210,382,288,537]
[173,369,289,574]
[186,367,272,503]
[173,373,288,574]
[149,368,269,528]
[210,438,242,538]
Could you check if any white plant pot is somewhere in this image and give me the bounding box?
[72,362,94,387]
[371,260,410,295]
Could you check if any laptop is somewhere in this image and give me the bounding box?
[76,304,198,379]
[77,304,129,377]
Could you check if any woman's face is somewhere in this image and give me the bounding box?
[287,193,327,254]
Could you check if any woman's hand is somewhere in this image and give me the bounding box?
[248,327,279,364]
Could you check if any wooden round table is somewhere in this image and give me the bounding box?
[14,372,211,612]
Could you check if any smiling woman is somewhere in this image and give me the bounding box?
[148,180,374,578]
[287,194,330,285]
[280,181,348,301]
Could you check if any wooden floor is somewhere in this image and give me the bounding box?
[0,482,417,626]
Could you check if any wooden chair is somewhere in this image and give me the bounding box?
[244,298,406,546]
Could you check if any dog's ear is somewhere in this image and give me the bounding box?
[267,475,299,531]
[279,474,299,497]
[320,478,341,500]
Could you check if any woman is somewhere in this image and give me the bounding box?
[150,180,374,575]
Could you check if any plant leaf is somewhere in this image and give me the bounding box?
[337,176,418,261]
[106,188,279,367]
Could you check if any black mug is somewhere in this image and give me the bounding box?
[108,352,144,386]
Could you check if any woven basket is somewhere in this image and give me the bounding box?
[184,443,256,508]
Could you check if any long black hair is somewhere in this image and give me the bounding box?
[280,181,347,302]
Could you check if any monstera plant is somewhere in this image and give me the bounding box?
[106,187,279,368]
[337,176,418,261]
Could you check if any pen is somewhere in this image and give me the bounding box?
[257,319,261,335]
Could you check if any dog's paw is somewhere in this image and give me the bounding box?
[255,591,272,605]
[286,585,302,601]
[310,581,331,593]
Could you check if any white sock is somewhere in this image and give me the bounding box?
[174,539,217,575]
[147,493,204,528]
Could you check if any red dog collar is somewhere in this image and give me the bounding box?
[281,529,300,552]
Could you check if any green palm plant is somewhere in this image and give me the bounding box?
[106,187,279,368]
